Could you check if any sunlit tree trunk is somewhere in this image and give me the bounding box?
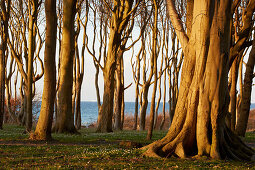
[96,0,137,132]
[143,0,254,160]
[32,0,57,140]
[228,57,238,131]
[55,0,77,133]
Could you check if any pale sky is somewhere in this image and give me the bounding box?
[33,47,255,104]
[30,23,255,104]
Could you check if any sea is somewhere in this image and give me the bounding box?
[71,102,170,126]
[35,102,255,127]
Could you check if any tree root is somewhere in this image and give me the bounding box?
[142,126,254,160]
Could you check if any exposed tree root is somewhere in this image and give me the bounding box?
[142,125,254,161]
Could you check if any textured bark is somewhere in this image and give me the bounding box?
[32,0,57,140]
[55,0,77,133]
[235,39,255,136]
[143,0,254,160]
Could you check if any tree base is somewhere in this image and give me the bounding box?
[142,127,254,161]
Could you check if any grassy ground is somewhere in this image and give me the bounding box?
[0,124,254,169]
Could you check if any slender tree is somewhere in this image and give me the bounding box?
[147,0,160,140]
[8,0,44,131]
[96,0,140,132]
[0,0,11,129]
[32,0,57,140]
[235,38,255,136]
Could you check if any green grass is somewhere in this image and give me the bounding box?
[0,124,254,169]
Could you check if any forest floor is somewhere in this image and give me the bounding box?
[0,121,255,169]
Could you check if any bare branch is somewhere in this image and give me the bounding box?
[166,0,189,51]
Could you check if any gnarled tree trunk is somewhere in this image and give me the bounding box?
[143,0,254,160]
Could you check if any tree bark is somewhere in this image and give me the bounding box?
[55,0,77,133]
[147,0,158,139]
[96,0,135,132]
[26,0,39,132]
[0,0,11,129]
[143,0,254,160]
[139,83,149,131]
[32,0,57,140]
[114,54,123,130]
[229,57,238,131]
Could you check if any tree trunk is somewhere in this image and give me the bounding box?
[96,0,135,132]
[160,57,167,130]
[235,39,255,136]
[32,0,57,140]
[143,0,254,160]
[229,57,238,131]
[55,0,77,133]
[96,63,116,132]
[75,82,82,130]
[139,84,149,131]
[147,1,158,139]
[133,54,140,130]
[96,29,119,133]
[26,0,39,132]
[96,25,118,133]
[0,0,11,129]
[114,56,123,130]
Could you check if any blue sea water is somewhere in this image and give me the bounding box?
[80,102,169,126]
[35,102,255,127]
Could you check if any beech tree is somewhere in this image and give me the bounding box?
[8,0,44,131]
[0,0,11,129]
[32,0,57,140]
[96,0,140,132]
[147,0,161,139]
[143,0,254,160]
[54,0,77,133]
[235,38,255,136]
[73,0,86,130]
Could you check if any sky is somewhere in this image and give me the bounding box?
[22,18,255,104]
[33,46,255,104]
